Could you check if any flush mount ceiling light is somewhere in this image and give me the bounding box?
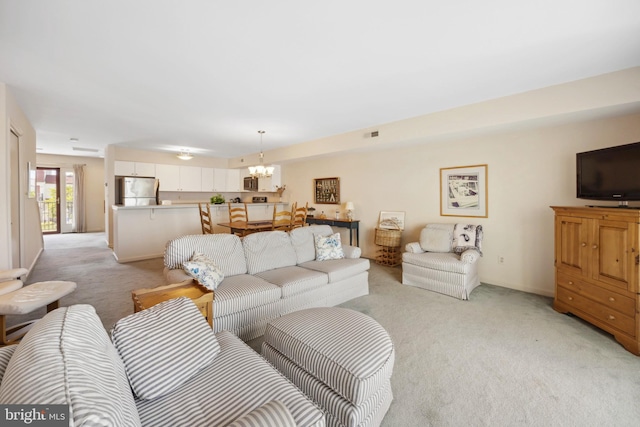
[248,130,274,178]
[177,150,193,160]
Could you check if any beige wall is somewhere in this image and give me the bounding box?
[36,154,106,233]
[0,83,42,271]
[282,112,640,297]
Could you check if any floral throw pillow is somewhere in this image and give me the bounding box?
[314,233,345,261]
[182,252,225,290]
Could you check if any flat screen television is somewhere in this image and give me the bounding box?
[577,141,640,202]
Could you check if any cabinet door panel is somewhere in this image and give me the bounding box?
[180,166,202,192]
[593,219,634,291]
[556,216,588,277]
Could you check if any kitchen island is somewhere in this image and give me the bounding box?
[112,202,288,263]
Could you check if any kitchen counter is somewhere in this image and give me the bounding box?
[111,202,290,263]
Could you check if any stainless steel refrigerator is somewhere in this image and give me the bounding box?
[116,176,159,206]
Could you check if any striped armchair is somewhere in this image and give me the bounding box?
[401,223,482,300]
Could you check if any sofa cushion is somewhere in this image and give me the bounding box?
[214,274,282,317]
[164,234,247,276]
[315,232,345,261]
[420,226,453,253]
[135,331,324,427]
[111,297,220,400]
[0,305,141,426]
[183,252,225,290]
[227,400,297,427]
[299,258,370,283]
[243,231,298,275]
[289,225,334,264]
[256,266,328,298]
[402,251,472,274]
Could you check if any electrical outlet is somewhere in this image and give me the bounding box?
[498,256,504,264]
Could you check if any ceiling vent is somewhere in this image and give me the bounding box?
[72,147,99,152]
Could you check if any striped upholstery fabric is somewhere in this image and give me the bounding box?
[227,400,297,427]
[243,231,298,275]
[299,258,370,283]
[111,297,220,400]
[289,225,334,263]
[402,261,480,300]
[263,307,395,406]
[136,331,325,427]
[263,343,393,427]
[0,305,141,426]
[324,384,393,427]
[280,286,329,316]
[164,234,247,275]
[214,301,282,335]
[402,251,472,274]
[214,274,281,317]
[0,344,16,380]
[256,266,328,298]
[324,273,370,308]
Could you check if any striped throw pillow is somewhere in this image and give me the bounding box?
[111,297,220,400]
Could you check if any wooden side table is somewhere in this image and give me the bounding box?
[132,280,214,328]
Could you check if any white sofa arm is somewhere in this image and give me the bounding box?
[460,249,481,263]
[342,245,362,259]
[405,242,425,254]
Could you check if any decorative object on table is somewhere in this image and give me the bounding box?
[318,211,327,219]
[248,130,275,178]
[345,201,354,221]
[307,206,316,218]
[375,211,404,267]
[275,185,286,202]
[440,164,488,218]
[210,194,225,204]
[314,177,340,204]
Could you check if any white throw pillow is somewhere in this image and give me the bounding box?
[314,233,345,261]
[183,252,225,290]
[419,228,452,252]
[111,297,220,400]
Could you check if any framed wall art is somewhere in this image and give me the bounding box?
[314,177,340,204]
[378,211,405,230]
[440,164,488,217]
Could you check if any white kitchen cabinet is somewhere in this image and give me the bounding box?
[114,161,156,177]
[258,165,281,191]
[226,169,241,192]
[156,164,202,192]
[201,168,214,192]
[213,168,228,192]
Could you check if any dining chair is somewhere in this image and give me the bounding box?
[272,204,294,231]
[228,202,250,236]
[198,203,214,234]
[291,202,309,229]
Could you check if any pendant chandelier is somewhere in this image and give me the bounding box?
[248,130,274,178]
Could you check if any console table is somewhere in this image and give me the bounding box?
[306,218,360,247]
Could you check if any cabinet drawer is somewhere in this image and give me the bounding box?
[557,272,635,316]
[556,286,636,337]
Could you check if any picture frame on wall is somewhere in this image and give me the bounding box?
[378,211,406,230]
[440,164,488,217]
[314,177,340,204]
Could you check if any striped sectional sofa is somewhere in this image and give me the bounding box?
[163,225,370,341]
[0,300,325,426]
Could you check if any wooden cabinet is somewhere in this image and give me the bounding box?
[552,206,640,355]
[114,161,155,177]
[156,164,202,192]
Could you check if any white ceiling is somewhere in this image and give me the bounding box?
[1,0,639,159]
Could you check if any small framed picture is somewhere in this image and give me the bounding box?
[314,177,340,204]
[378,211,405,230]
[440,164,488,217]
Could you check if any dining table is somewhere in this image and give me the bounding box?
[217,220,274,235]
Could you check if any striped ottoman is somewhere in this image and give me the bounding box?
[262,307,394,427]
